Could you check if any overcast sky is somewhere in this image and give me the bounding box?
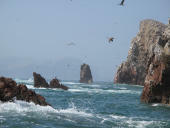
[0,0,170,81]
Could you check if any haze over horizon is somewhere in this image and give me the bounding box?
[0,0,170,81]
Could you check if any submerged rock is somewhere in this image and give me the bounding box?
[0,77,49,106]
[33,72,49,88]
[80,64,93,84]
[49,78,68,90]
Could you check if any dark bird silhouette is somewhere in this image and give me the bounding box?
[108,37,114,43]
[67,42,76,46]
[119,0,125,6]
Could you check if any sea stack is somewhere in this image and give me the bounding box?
[0,77,49,106]
[33,72,68,90]
[33,72,49,88]
[80,63,93,84]
[49,78,68,90]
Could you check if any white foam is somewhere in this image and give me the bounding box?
[69,88,141,94]
[61,82,83,85]
[110,114,126,119]
[0,100,92,118]
[126,119,155,128]
[15,78,33,84]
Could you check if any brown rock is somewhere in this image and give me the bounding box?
[80,64,93,84]
[0,77,49,106]
[33,72,49,88]
[49,78,68,90]
[114,19,167,85]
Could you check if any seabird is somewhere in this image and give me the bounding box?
[67,42,76,46]
[108,37,114,43]
[119,0,125,6]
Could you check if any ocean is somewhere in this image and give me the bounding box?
[0,79,170,128]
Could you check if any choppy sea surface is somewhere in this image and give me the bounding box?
[0,78,170,128]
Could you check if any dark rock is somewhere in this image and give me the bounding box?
[33,72,49,88]
[80,64,93,84]
[0,77,49,106]
[33,72,68,90]
[49,78,68,90]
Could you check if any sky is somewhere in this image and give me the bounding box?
[0,0,170,81]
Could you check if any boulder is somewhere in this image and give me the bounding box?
[33,72,49,88]
[0,77,49,106]
[49,78,68,90]
[80,64,93,84]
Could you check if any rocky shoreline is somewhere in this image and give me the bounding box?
[0,77,50,106]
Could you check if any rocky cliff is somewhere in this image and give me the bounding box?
[0,77,49,106]
[114,19,167,86]
[80,64,93,84]
[141,20,170,104]
[114,19,170,104]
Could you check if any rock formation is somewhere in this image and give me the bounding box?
[141,20,170,104]
[114,19,170,104]
[49,78,68,90]
[33,72,49,88]
[80,64,93,84]
[114,19,167,86]
[0,77,49,106]
[33,72,68,90]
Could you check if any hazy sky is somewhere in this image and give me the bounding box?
[0,0,170,81]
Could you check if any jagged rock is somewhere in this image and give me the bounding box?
[141,20,170,104]
[80,64,93,84]
[114,19,167,86]
[33,72,68,90]
[0,77,49,106]
[49,78,68,90]
[33,72,49,88]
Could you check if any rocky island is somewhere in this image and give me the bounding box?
[33,72,68,90]
[0,77,49,106]
[114,19,170,104]
[80,64,93,84]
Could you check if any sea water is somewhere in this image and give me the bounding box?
[0,79,170,128]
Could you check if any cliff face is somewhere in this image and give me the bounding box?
[80,64,93,84]
[114,20,167,85]
[141,21,170,104]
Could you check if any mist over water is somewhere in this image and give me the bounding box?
[0,79,170,128]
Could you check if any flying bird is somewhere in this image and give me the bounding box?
[108,37,115,43]
[119,0,125,6]
[67,42,76,46]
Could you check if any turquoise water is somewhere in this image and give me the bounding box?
[0,79,170,128]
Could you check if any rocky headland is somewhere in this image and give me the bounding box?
[80,64,93,84]
[0,77,49,106]
[114,19,170,104]
[33,72,68,90]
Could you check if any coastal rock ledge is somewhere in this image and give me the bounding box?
[0,77,49,106]
[114,19,170,104]
[80,64,93,84]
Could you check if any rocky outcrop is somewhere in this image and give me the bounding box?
[80,64,93,84]
[33,72,68,90]
[141,20,170,104]
[49,78,68,90]
[114,19,167,86]
[33,72,49,88]
[0,77,49,106]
